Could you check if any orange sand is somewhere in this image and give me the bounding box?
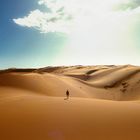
[0,65,140,140]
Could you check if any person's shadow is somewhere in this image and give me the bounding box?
[64,97,69,100]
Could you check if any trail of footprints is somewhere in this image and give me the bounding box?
[120,79,140,93]
[120,82,129,93]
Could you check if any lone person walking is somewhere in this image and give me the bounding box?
[66,90,70,100]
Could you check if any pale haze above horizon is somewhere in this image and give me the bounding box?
[1,0,140,69]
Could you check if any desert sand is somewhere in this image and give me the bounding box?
[0,65,140,140]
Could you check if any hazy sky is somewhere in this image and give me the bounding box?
[1,0,140,69]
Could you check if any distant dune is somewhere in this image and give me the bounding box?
[0,65,140,140]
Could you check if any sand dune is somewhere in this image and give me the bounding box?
[1,65,139,100]
[0,65,140,140]
[88,65,140,87]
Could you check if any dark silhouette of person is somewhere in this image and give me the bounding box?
[66,90,69,99]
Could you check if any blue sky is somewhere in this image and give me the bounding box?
[1,0,140,69]
[0,0,66,69]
